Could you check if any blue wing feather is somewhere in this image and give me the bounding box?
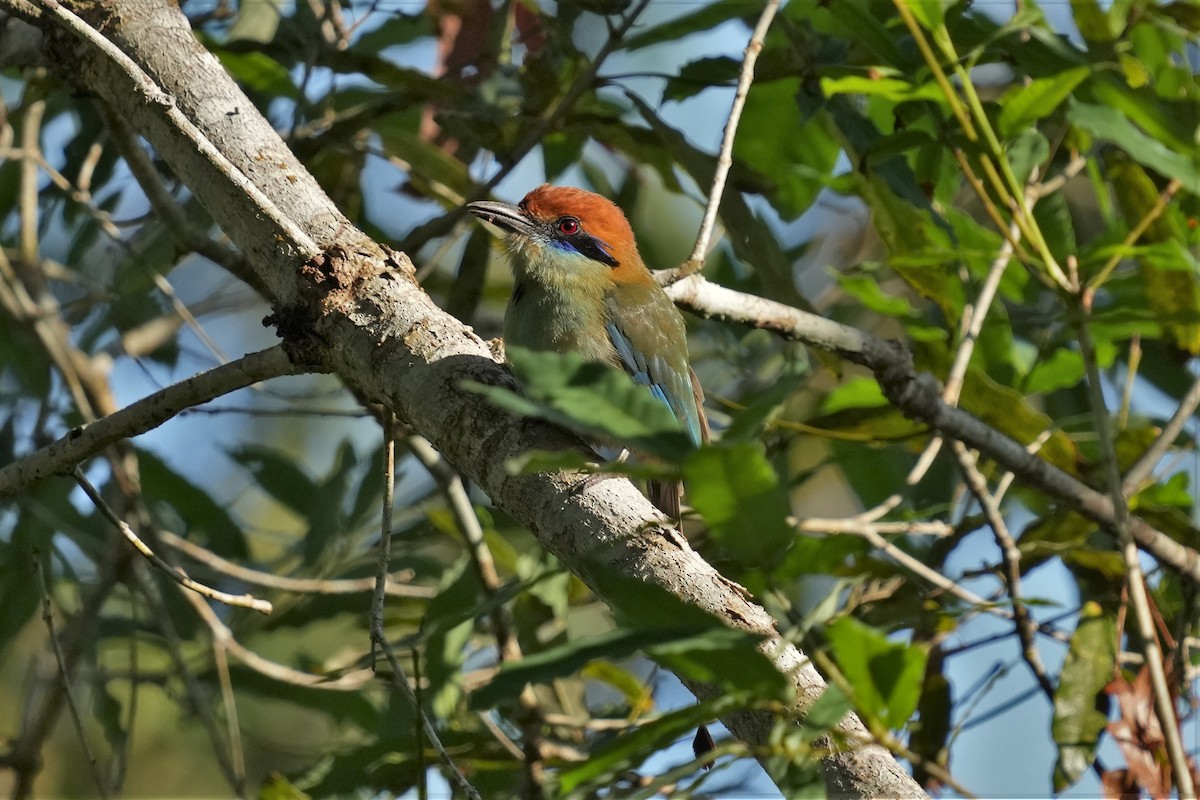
[604,318,703,447]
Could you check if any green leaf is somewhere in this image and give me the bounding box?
[997,67,1090,139]
[910,654,952,778]
[140,450,249,558]
[1070,95,1200,178]
[0,523,41,652]
[820,0,905,65]
[304,440,360,563]
[722,368,807,441]
[230,666,380,729]
[1032,184,1078,267]
[821,377,889,415]
[684,442,793,567]
[952,360,1080,472]
[232,445,319,518]
[647,627,790,700]
[465,346,694,461]
[470,627,679,709]
[213,50,296,98]
[775,535,868,580]
[421,557,483,643]
[1006,128,1050,187]
[623,93,801,300]
[820,74,944,104]
[1134,471,1193,511]
[1070,0,1125,44]
[1025,348,1086,394]
[542,131,586,181]
[474,570,784,709]
[908,0,948,30]
[834,274,917,318]
[826,617,927,729]
[351,13,431,53]
[1108,160,1200,353]
[258,773,312,800]
[664,57,739,103]
[580,660,650,708]
[423,558,483,718]
[621,0,751,51]
[557,695,745,793]
[507,448,669,481]
[735,79,841,219]
[802,684,853,732]
[375,117,474,198]
[1052,602,1117,790]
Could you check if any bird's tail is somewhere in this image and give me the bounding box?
[647,478,683,531]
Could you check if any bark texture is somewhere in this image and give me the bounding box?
[5,1,928,796]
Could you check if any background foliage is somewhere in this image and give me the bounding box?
[1,0,1199,797]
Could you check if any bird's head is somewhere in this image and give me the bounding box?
[467,185,647,292]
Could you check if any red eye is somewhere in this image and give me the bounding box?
[557,217,580,235]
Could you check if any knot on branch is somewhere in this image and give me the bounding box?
[297,242,397,317]
[866,338,944,427]
[381,245,417,281]
[143,85,175,110]
[262,302,324,368]
[297,245,349,291]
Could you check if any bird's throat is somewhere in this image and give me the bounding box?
[504,273,616,364]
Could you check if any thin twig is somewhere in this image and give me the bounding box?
[407,435,546,793]
[113,597,138,792]
[800,211,1020,527]
[18,98,41,272]
[0,345,305,498]
[812,650,977,799]
[1123,372,1200,495]
[179,585,372,692]
[102,108,257,289]
[371,418,482,800]
[73,467,273,614]
[884,213,1023,521]
[850,525,995,611]
[1087,178,1183,291]
[676,0,781,277]
[664,274,1200,582]
[211,635,246,792]
[160,531,433,599]
[37,553,109,799]
[793,517,954,537]
[953,443,1055,698]
[944,216,1021,403]
[1117,336,1141,431]
[29,0,318,258]
[370,410,396,669]
[993,429,1054,504]
[1072,295,1196,799]
[31,141,232,363]
[6,539,134,799]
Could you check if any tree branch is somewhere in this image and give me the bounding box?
[0,345,306,498]
[73,467,274,614]
[8,1,925,794]
[665,274,1200,583]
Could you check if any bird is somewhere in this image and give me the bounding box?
[466,184,709,518]
[467,184,716,766]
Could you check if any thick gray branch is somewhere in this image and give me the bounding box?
[5,1,928,796]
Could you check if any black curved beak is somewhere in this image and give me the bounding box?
[466,200,537,237]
